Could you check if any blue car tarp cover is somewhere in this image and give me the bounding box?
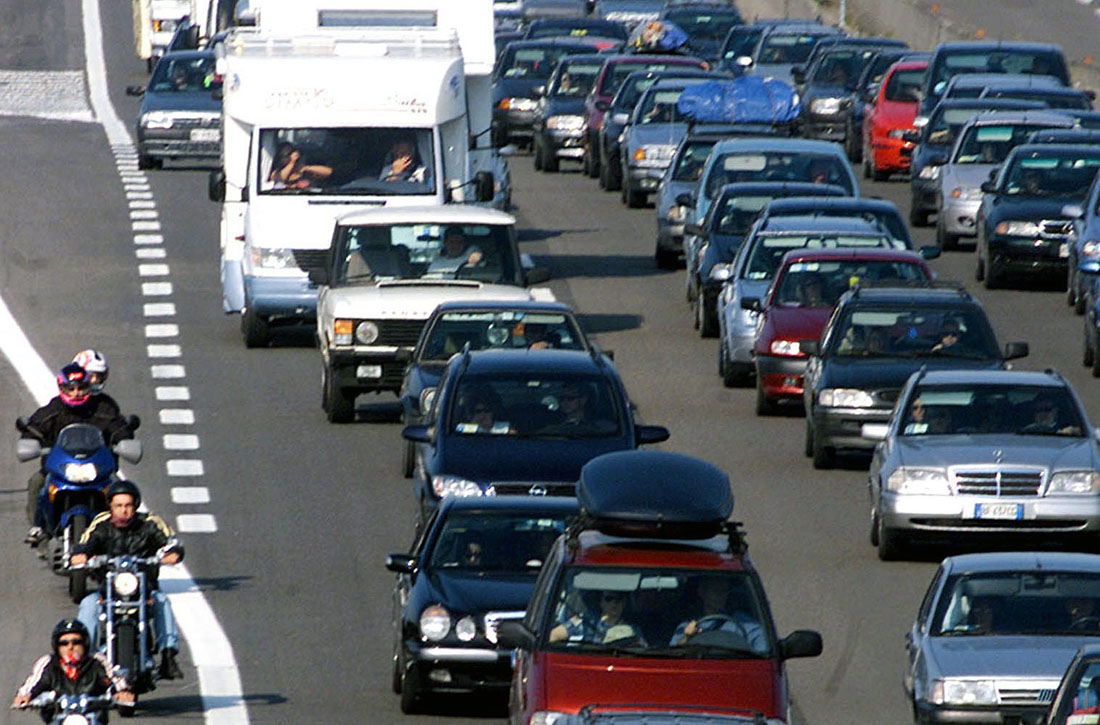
[677,77,801,125]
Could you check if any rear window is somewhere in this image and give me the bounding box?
[953,124,1051,164]
[1001,153,1100,199]
[885,69,925,103]
[930,49,1066,97]
[758,33,825,65]
[742,233,899,280]
[637,89,687,124]
[706,152,854,196]
[774,259,928,306]
[663,9,740,41]
[829,306,999,358]
[502,47,576,78]
[671,140,715,182]
[603,61,700,96]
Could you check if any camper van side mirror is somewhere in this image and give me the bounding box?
[208,168,226,202]
[475,171,495,202]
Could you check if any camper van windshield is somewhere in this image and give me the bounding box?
[258,127,435,196]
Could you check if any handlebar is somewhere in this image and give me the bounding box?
[74,554,164,571]
[18,692,114,710]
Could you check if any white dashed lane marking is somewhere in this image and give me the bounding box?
[144,302,176,316]
[163,434,200,450]
[146,344,182,357]
[172,487,212,504]
[176,514,218,533]
[136,248,166,259]
[167,460,205,476]
[139,263,170,276]
[151,364,186,378]
[155,386,191,401]
[160,409,196,425]
[131,221,161,231]
[142,282,172,295]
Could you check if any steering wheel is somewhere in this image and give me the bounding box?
[683,615,750,648]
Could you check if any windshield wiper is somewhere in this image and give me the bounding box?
[644,644,767,658]
[557,642,645,657]
[920,348,991,360]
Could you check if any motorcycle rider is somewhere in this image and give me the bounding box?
[71,480,184,681]
[22,359,135,546]
[11,619,133,721]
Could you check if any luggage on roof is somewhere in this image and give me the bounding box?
[677,77,801,126]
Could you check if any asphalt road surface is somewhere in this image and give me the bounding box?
[2,1,1100,724]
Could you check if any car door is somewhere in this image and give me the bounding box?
[906,564,945,700]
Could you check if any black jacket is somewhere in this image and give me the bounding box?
[16,651,119,701]
[74,512,183,589]
[24,394,133,447]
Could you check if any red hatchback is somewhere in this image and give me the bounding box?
[861,59,927,180]
[749,248,933,415]
[500,450,822,724]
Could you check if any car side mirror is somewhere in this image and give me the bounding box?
[740,297,762,312]
[402,425,432,443]
[125,85,146,97]
[861,423,888,441]
[1063,203,1085,219]
[496,620,536,650]
[15,438,42,463]
[683,223,704,237]
[307,268,330,286]
[800,339,820,356]
[595,100,610,112]
[901,129,919,143]
[612,112,629,125]
[635,425,670,446]
[1003,341,1029,361]
[526,267,551,285]
[112,439,143,464]
[779,630,823,659]
[385,554,417,574]
[980,181,996,194]
[186,24,200,49]
[919,245,941,260]
[208,168,226,202]
[912,115,928,129]
[474,171,495,202]
[736,56,752,68]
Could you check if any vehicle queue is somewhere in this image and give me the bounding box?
[14,0,1100,722]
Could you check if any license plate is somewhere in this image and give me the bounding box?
[356,365,382,379]
[973,503,1022,520]
[189,128,219,143]
[1060,242,1069,258]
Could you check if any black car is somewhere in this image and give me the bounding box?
[657,1,743,63]
[976,143,1100,289]
[755,196,915,248]
[980,85,1094,110]
[402,348,669,523]
[398,300,590,476]
[533,54,608,172]
[385,495,579,713]
[907,98,1045,227]
[125,50,221,169]
[522,17,629,47]
[492,39,598,148]
[802,284,1028,469]
[844,50,930,162]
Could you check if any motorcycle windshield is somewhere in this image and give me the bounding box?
[56,424,106,456]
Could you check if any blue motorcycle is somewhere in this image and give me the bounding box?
[16,418,142,603]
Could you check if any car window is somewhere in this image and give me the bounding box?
[150,55,220,93]
[885,69,924,103]
[502,47,575,79]
[542,566,775,657]
[931,49,1066,96]
[917,566,945,630]
[1001,153,1100,199]
[421,311,584,360]
[928,107,990,145]
[636,88,687,124]
[953,123,1046,164]
[428,510,568,571]
[712,195,772,235]
[722,27,763,60]
[758,33,825,65]
[932,572,1100,636]
[901,384,1084,436]
[774,259,928,307]
[706,152,854,197]
[830,306,1000,359]
[742,233,897,280]
[671,140,715,182]
[1051,661,1100,722]
[604,61,699,97]
[664,9,740,41]
[551,62,604,97]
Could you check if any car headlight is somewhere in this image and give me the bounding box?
[810,97,844,115]
[739,307,759,326]
[950,186,982,201]
[1084,240,1100,259]
[355,321,379,345]
[546,115,584,132]
[333,319,353,346]
[432,475,483,498]
[418,387,437,415]
[886,467,950,495]
[994,221,1042,237]
[633,144,676,168]
[770,339,801,356]
[63,462,97,483]
[668,205,686,223]
[497,97,537,112]
[1049,470,1100,495]
[250,247,296,270]
[455,616,477,642]
[141,112,173,129]
[419,605,451,641]
[530,713,568,725]
[932,679,997,706]
[918,165,941,181]
[708,264,731,282]
[887,129,908,139]
[818,388,874,407]
[113,571,140,597]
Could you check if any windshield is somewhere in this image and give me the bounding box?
[829,307,1000,359]
[664,10,740,41]
[706,152,854,197]
[637,88,688,124]
[885,69,925,102]
[774,259,928,306]
[927,106,992,145]
[722,27,762,60]
[527,23,627,41]
[1001,153,1100,199]
[257,127,435,196]
[931,50,1065,95]
[901,384,1084,437]
[984,89,1092,110]
[604,61,699,97]
[933,572,1100,636]
[671,140,716,181]
[758,33,826,65]
[810,49,879,86]
[334,223,519,285]
[742,233,898,280]
[543,567,774,657]
[500,45,579,79]
[860,53,903,89]
[551,61,604,97]
[953,123,1046,164]
[150,55,220,93]
[428,510,568,571]
[56,425,107,456]
[449,374,623,438]
[421,311,584,360]
[711,195,771,235]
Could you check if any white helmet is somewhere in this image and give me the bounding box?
[73,349,108,394]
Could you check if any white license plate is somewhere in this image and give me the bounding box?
[356,365,382,379]
[1060,242,1069,258]
[973,502,1022,520]
[189,128,219,143]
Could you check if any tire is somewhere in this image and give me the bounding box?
[983,256,1001,290]
[755,378,776,416]
[720,344,743,388]
[1075,271,1088,315]
[811,426,836,469]
[909,205,929,228]
[876,514,905,561]
[1085,333,1095,368]
[698,294,717,338]
[322,367,355,424]
[583,146,598,178]
[532,138,543,171]
[869,507,880,546]
[1093,339,1100,378]
[625,186,646,208]
[862,154,871,179]
[1068,265,1078,308]
[116,621,138,682]
[655,246,677,270]
[67,514,89,604]
[137,154,160,170]
[542,142,560,173]
[936,220,957,252]
[391,638,404,694]
[402,440,415,479]
[804,417,814,458]
[399,663,421,714]
[240,306,270,348]
[872,166,890,182]
[605,155,622,191]
[597,153,609,189]
[975,248,985,281]
[118,702,137,718]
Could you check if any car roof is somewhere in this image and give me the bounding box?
[947,73,1064,89]
[1029,129,1100,142]
[1007,143,1100,158]
[987,86,1087,97]
[711,137,847,154]
[932,97,1048,112]
[916,368,1064,387]
[779,247,925,264]
[560,54,613,65]
[460,348,610,375]
[438,494,580,515]
[765,197,899,214]
[432,300,575,314]
[761,216,883,233]
[648,77,705,90]
[934,41,1064,54]
[814,37,908,51]
[157,49,215,62]
[715,181,847,199]
[336,205,515,227]
[943,551,1100,575]
[891,59,930,72]
[961,110,1077,127]
[841,285,975,305]
[503,39,604,50]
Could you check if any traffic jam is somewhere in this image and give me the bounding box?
[10,0,1100,722]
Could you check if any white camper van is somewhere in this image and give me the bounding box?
[132,0,192,69]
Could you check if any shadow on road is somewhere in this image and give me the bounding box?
[577,312,644,335]
[191,575,252,592]
[540,253,663,280]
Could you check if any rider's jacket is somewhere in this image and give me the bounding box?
[16,652,118,700]
[75,512,183,588]
[24,394,133,447]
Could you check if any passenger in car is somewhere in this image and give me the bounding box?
[549,590,647,646]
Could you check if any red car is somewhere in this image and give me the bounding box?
[861,59,927,180]
[581,55,706,177]
[500,450,822,724]
[749,248,933,415]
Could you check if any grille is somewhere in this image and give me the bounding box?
[483,610,525,645]
[997,685,1056,706]
[165,116,219,129]
[379,362,406,390]
[1040,220,1073,236]
[373,319,425,348]
[954,469,1043,496]
[292,249,328,274]
[490,482,576,496]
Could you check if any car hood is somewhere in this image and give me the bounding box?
[926,635,1100,679]
[876,100,919,126]
[545,96,586,117]
[628,123,689,147]
[943,163,996,189]
[804,82,850,99]
[819,355,1003,390]
[986,196,1081,223]
[441,437,632,483]
[896,435,1097,470]
[763,306,833,345]
[495,77,545,101]
[141,92,221,114]
[751,64,795,84]
[733,278,772,303]
[420,569,537,615]
[327,283,535,320]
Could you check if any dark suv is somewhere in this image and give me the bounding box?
[802,284,1028,469]
[402,349,669,524]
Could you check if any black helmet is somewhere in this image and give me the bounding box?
[51,619,89,650]
[106,480,142,509]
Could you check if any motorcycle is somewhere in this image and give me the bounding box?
[14,691,115,724]
[15,417,142,603]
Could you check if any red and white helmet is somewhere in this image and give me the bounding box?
[73,349,108,394]
[56,363,92,407]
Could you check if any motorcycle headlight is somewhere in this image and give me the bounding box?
[63,462,97,483]
[995,221,1042,237]
[810,97,844,115]
[497,97,537,112]
[933,679,997,706]
[419,605,451,641]
[531,713,568,725]
[141,112,173,129]
[1084,240,1100,259]
[455,616,477,642]
[432,475,483,498]
[818,388,874,407]
[546,115,584,132]
[1049,470,1100,495]
[355,321,379,345]
[114,571,140,597]
[770,339,801,356]
[61,716,90,725]
[918,165,941,180]
[250,246,296,270]
[886,467,950,495]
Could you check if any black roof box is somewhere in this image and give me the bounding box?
[577,451,734,539]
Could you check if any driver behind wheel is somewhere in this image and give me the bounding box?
[670,576,767,652]
[427,226,483,275]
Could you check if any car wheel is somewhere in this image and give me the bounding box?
[936,219,957,252]
[691,294,700,330]
[597,153,609,189]
[975,246,985,281]
[391,637,404,694]
[698,294,717,338]
[137,153,161,170]
[532,138,543,171]
[241,306,270,348]
[909,205,929,228]
[655,245,677,270]
[804,418,814,458]
[872,164,890,182]
[542,143,560,173]
[869,507,879,546]
[626,187,646,208]
[583,146,595,177]
[755,377,776,416]
[585,147,599,178]
[322,367,355,424]
[1085,330,1095,368]
[1068,265,1078,308]
[606,157,622,191]
[1092,338,1100,378]
[862,154,871,179]
[399,662,422,714]
[402,440,415,479]
[876,514,906,561]
[1075,275,1088,316]
[983,256,1001,290]
[811,426,836,469]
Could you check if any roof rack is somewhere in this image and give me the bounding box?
[849,279,971,298]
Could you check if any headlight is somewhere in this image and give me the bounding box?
[886,467,950,495]
[810,97,844,115]
[355,321,379,345]
[333,319,353,346]
[497,97,537,112]
[932,679,997,706]
[113,571,140,597]
[432,475,483,498]
[250,247,296,269]
[419,387,437,415]
[419,605,451,641]
[770,340,801,356]
[632,144,676,168]
[546,115,584,132]
[950,186,982,201]
[1049,471,1100,495]
[61,715,90,725]
[530,713,568,725]
[455,616,477,641]
[887,129,908,139]
[708,264,731,282]
[63,462,97,483]
[739,307,759,326]
[141,112,173,129]
[1084,240,1100,259]
[918,165,941,181]
[818,388,874,407]
[668,205,686,222]
[994,221,1042,237]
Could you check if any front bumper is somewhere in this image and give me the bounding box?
[870,137,914,173]
[800,116,847,142]
[756,354,808,399]
[812,405,892,451]
[881,491,1100,535]
[624,164,667,194]
[988,235,1070,274]
[544,128,585,158]
[940,197,981,237]
[493,109,538,140]
[136,124,221,160]
[403,639,513,695]
[328,346,414,394]
[911,176,939,213]
[656,216,684,253]
[724,312,759,365]
[913,700,1048,724]
[243,274,317,321]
